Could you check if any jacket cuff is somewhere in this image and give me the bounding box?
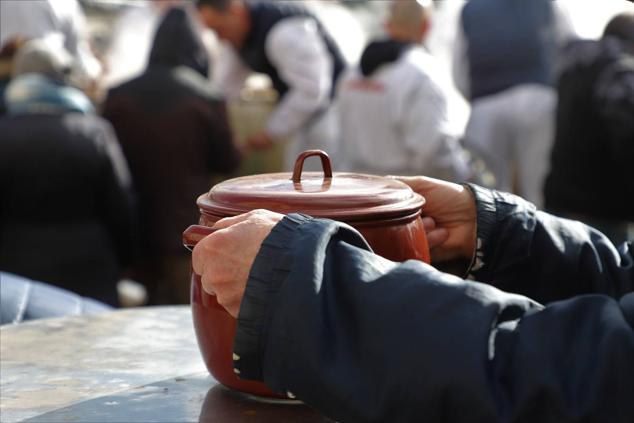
[464,184,499,279]
[464,184,537,281]
[232,213,313,381]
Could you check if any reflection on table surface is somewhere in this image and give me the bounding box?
[199,384,331,423]
[19,373,330,423]
[0,306,329,422]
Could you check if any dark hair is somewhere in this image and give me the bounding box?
[603,12,634,44]
[197,0,233,11]
[0,37,28,59]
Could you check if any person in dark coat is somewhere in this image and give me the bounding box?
[102,6,241,305]
[0,39,136,306]
[191,175,634,422]
[544,13,634,245]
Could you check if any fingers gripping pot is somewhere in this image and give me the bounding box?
[183,150,430,397]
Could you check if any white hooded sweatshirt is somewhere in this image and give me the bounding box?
[336,43,474,182]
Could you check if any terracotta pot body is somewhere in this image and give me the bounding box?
[185,151,430,397]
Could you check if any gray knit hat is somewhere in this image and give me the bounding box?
[12,35,73,81]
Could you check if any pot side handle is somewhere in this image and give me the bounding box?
[183,225,218,252]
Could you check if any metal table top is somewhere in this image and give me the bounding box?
[0,306,329,422]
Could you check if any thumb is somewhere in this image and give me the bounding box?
[388,175,459,196]
[386,175,416,183]
[387,175,437,195]
[212,211,258,230]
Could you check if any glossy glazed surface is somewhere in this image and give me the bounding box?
[198,172,425,221]
[191,213,429,397]
[189,150,430,397]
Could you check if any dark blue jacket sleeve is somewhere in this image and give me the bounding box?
[233,192,634,422]
[465,184,633,303]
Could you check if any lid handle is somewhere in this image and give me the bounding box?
[292,150,332,183]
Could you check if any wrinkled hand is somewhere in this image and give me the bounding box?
[192,209,285,317]
[390,176,477,265]
[246,131,274,151]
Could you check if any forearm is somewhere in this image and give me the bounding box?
[212,43,250,98]
[466,184,634,303]
[265,17,332,139]
[266,88,328,139]
[235,215,634,422]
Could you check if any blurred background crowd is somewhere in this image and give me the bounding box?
[1,0,633,316]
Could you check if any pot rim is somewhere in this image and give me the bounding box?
[197,191,425,223]
[197,150,426,222]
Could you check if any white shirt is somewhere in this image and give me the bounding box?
[102,3,164,88]
[336,46,474,182]
[0,0,101,82]
[213,17,334,140]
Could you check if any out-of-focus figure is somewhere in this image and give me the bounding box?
[544,13,634,245]
[0,39,135,306]
[102,0,185,89]
[303,0,366,65]
[0,0,101,86]
[454,0,575,207]
[102,7,241,305]
[0,38,27,117]
[197,0,346,169]
[1,272,112,325]
[336,0,475,182]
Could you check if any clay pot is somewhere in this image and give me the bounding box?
[183,150,430,398]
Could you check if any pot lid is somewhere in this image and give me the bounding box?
[198,150,425,221]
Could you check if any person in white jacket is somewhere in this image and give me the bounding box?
[196,0,346,170]
[336,0,475,182]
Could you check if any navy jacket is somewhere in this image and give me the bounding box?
[461,0,556,100]
[234,186,634,422]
